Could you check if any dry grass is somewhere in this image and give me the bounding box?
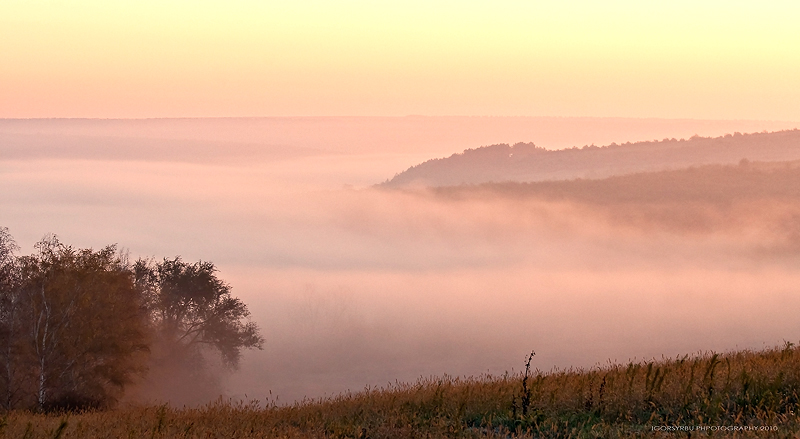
[3,344,800,438]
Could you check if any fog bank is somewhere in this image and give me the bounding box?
[2,118,798,404]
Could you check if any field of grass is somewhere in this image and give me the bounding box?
[3,344,800,438]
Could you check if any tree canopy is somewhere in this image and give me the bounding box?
[0,230,263,411]
[135,257,263,368]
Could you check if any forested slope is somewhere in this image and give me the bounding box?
[422,159,800,251]
[382,129,800,187]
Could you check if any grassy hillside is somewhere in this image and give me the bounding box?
[383,129,800,188]
[3,344,800,438]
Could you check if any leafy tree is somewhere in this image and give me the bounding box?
[130,257,263,405]
[0,229,263,410]
[15,236,149,410]
[135,257,263,369]
[0,227,23,410]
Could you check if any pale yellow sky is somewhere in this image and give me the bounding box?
[1,1,799,119]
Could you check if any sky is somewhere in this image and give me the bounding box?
[2,0,799,119]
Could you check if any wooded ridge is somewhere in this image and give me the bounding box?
[381,129,800,188]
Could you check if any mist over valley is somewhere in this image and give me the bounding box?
[2,117,800,405]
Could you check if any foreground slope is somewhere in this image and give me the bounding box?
[382,129,800,188]
[3,343,799,438]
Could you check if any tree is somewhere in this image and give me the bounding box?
[131,257,263,405]
[14,236,149,410]
[0,227,23,410]
[135,257,263,368]
[0,229,263,410]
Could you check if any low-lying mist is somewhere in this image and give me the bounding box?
[2,118,799,405]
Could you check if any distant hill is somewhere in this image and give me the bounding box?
[432,159,800,205]
[380,129,800,187]
[426,159,800,243]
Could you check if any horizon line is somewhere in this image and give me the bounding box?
[2,116,799,123]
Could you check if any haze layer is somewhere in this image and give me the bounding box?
[2,118,799,403]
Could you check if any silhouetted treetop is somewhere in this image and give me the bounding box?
[135,257,263,369]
